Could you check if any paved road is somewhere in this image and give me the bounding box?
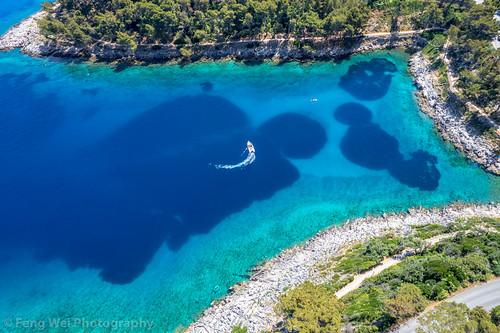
[450,279,500,310]
[396,279,500,333]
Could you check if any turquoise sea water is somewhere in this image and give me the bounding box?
[0,3,499,332]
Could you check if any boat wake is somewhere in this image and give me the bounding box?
[214,141,256,170]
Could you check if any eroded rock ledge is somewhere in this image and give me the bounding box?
[410,52,500,175]
[186,203,499,333]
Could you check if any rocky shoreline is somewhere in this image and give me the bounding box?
[0,11,51,55]
[409,52,500,175]
[2,12,497,175]
[0,11,425,62]
[186,203,499,333]
[2,13,499,333]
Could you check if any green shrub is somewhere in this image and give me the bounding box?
[325,274,354,292]
[179,47,193,58]
[277,281,343,333]
[384,283,427,320]
[335,236,402,274]
[422,34,446,59]
[459,253,492,282]
[417,303,500,333]
[344,287,388,325]
[41,1,53,11]
[38,17,69,37]
[491,305,500,326]
[417,302,470,333]
[469,307,499,333]
[413,224,448,239]
[231,325,248,333]
[116,31,137,51]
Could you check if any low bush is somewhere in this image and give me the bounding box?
[277,281,343,333]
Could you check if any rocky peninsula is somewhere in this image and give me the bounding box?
[186,203,499,333]
[0,11,51,56]
[0,11,426,62]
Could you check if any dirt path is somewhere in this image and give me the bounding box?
[336,257,400,298]
[335,233,456,298]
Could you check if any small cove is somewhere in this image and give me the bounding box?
[0,4,498,331]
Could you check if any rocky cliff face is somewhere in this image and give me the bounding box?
[41,34,424,62]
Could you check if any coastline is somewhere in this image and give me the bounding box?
[0,11,425,62]
[1,12,499,333]
[1,12,496,176]
[186,203,499,333]
[409,52,500,176]
[0,11,50,56]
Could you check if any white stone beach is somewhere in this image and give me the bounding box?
[0,11,47,55]
[187,203,499,333]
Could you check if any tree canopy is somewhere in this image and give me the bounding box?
[277,281,344,333]
[417,302,500,333]
[384,283,428,319]
[39,0,371,46]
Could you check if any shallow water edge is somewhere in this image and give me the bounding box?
[0,6,499,332]
[186,203,500,333]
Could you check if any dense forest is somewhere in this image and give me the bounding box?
[447,1,499,110]
[38,0,472,47]
[419,0,499,112]
[39,0,370,47]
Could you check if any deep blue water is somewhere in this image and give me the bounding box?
[0,2,498,331]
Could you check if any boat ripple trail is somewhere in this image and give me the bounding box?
[214,141,256,170]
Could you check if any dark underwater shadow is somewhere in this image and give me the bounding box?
[200,81,213,92]
[334,102,440,190]
[113,61,133,73]
[242,59,265,66]
[258,113,327,159]
[0,94,327,284]
[389,151,441,191]
[339,58,398,101]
